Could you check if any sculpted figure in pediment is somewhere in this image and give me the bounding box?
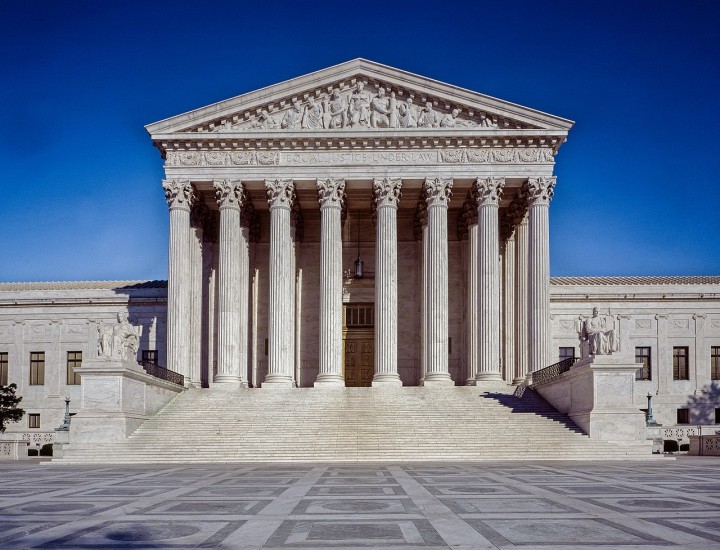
[301,97,324,129]
[327,89,347,128]
[252,110,279,129]
[398,97,417,128]
[440,108,463,128]
[418,101,441,128]
[348,81,371,127]
[370,88,393,128]
[281,99,303,130]
[479,113,498,128]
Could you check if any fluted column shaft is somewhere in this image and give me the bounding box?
[423,178,453,385]
[162,179,194,386]
[264,179,295,387]
[189,204,206,387]
[315,179,345,386]
[503,233,517,383]
[214,180,243,385]
[372,178,402,386]
[465,222,478,384]
[526,177,556,374]
[515,217,529,381]
[475,177,505,382]
[238,223,250,385]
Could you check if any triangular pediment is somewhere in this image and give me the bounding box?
[146,59,573,137]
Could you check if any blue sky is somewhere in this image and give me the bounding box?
[1,0,718,282]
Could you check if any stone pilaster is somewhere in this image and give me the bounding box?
[372,178,402,386]
[189,202,208,387]
[525,176,556,374]
[264,178,295,387]
[474,177,505,383]
[315,178,346,387]
[162,179,194,385]
[213,180,244,386]
[423,177,454,386]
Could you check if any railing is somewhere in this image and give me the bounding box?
[531,357,579,386]
[141,360,185,387]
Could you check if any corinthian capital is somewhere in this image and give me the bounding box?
[423,177,453,208]
[265,179,295,209]
[372,178,402,209]
[162,179,195,210]
[213,179,244,209]
[474,177,505,207]
[317,178,346,209]
[524,176,556,207]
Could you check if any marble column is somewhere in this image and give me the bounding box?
[315,178,346,387]
[414,201,428,384]
[423,177,454,386]
[189,203,208,387]
[525,176,556,374]
[462,196,479,385]
[503,227,517,384]
[372,178,403,386]
[239,201,252,386]
[514,213,529,382]
[474,177,505,383]
[264,178,295,387]
[162,179,194,385]
[213,180,244,385]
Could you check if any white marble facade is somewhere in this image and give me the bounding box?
[1,60,719,439]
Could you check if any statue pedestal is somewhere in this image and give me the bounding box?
[69,359,183,447]
[534,354,647,443]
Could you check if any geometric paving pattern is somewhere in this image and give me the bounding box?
[1,458,719,548]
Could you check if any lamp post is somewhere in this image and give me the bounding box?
[60,396,71,429]
[646,392,660,427]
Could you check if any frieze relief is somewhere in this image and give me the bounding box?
[165,148,554,168]
[635,319,652,329]
[188,80,535,133]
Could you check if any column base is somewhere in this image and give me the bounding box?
[511,377,526,386]
[261,374,294,388]
[422,373,454,386]
[214,374,244,387]
[371,373,402,387]
[314,374,345,387]
[474,372,504,382]
[465,378,477,386]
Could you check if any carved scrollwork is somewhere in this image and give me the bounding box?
[524,176,556,207]
[474,177,504,207]
[162,179,195,210]
[265,179,295,210]
[423,178,453,208]
[317,179,346,209]
[213,180,244,209]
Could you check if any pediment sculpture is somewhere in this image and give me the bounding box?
[576,307,620,357]
[98,313,141,361]
[202,81,507,132]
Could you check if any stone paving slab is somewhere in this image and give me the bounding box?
[0,458,719,549]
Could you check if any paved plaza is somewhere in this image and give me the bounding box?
[1,459,720,549]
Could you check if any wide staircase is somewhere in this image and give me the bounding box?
[57,385,652,463]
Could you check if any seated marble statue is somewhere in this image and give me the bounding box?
[583,307,619,356]
[98,312,140,361]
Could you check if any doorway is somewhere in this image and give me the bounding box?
[343,304,374,387]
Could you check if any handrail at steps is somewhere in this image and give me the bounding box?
[531,357,579,386]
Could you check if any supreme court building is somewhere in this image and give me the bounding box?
[150,58,570,389]
[2,60,719,457]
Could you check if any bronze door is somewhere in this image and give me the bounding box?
[344,338,374,387]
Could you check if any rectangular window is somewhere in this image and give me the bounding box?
[28,413,40,429]
[635,347,652,381]
[29,352,45,385]
[66,351,82,385]
[559,347,575,361]
[0,352,8,386]
[676,408,690,424]
[141,350,158,364]
[673,347,689,380]
[712,346,720,380]
[716,408,720,424]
